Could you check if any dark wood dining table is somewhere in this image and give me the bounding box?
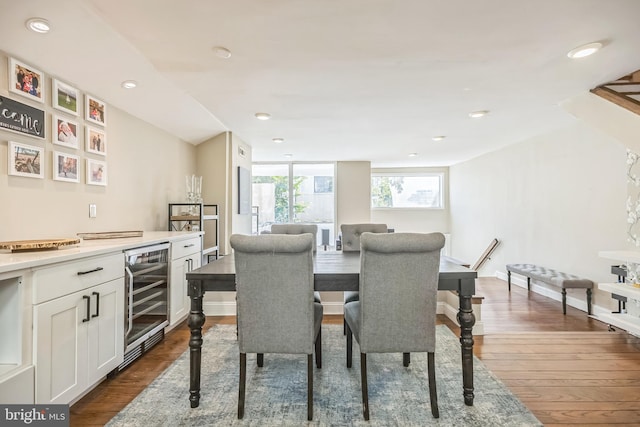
[186,251,478,408]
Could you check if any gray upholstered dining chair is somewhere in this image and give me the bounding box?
[344,232,445,420]
[230,233,323,421]
[270,223,319,252]
[339,223,388,332]
[269,223,322,304]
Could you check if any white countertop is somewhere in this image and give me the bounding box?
[0,231,203,274]
[599,250,640,264]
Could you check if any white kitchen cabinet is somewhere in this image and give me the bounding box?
[169,236,202,326]
[33,258,124,404]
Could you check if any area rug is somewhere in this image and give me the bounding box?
[107,324,541,426]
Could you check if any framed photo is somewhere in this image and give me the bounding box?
[52,79,79,116]
[86,158,107,186]
[53,115,80,148]
[86,126,106,156]
[8,57,45,104]
[8,141,44,179]
[85,94,106,126]
[53,151,79,183]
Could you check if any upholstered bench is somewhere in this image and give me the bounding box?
[506,263,593,315]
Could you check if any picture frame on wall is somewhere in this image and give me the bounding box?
[8,141,44,179]
[85,94,107,126]
[86,158,107,186]
[52,79,79,116]
[8,57,45,104]
[53,115,80,149]
[86,126,106,156]
[53,151,79,183]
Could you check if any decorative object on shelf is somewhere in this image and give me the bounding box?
[185,175,203,213]
[85,94,107,126]
[86,125,106,156]
[52,79,79,116]
[8,57,45,104]
[626,149,640,247]
[0,95,45,139]
[77,231,143,240]
[8,140,44,179]
[53,115,80,149]
[0,238,80,252]
[53,151,79,183]
[86,158,107,186]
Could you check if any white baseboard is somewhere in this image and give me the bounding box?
[204,300,347,316]
[441,301,485,336]
[202,300,485,334]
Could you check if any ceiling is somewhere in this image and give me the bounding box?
[2,0,640,167]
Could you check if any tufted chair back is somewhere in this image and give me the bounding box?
[270,224,318,252]
[340,223,388,252]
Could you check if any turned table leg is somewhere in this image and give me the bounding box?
[188,281,205,408]
[457,294,476,406]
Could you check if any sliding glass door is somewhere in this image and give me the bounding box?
[252,162,335,248]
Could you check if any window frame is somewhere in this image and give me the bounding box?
[371,171,445,210]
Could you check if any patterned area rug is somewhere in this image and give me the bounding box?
[107,324,541,426]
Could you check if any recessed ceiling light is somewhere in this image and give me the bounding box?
[255,112,271,120]
[432,136,446,141]
[213,46,232,59]
[567,42,602,59]
[469,110,489,118]
[272,138,284,144]
[26,18,50,34]
[408,153,418,157]
[121,80,137,89]
[284,153,293,158]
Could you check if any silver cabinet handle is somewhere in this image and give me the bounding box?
[125,266,134,335]
[183,243,195,248]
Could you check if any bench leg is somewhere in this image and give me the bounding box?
[587,289,592,315]
[507,271,511,291]
[562,289,567,315]
[527,277,530,291]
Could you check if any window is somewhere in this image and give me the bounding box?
[252,163,336,244]
[371,173,444,209]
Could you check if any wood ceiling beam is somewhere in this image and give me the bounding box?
[591,86,640,116]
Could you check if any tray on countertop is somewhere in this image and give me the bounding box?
[77,231,143,240]
[0,238,81,252]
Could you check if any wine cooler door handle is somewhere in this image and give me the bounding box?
[82,295,91,323]
[125,266,134,335]
[92,291,100,318]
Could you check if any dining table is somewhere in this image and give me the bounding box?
[186,250,478,408]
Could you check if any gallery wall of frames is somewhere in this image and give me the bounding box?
[3,56,108,186]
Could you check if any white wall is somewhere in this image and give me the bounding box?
[449,119,629,312]
[336,161,371,227]
[0,49,196,240]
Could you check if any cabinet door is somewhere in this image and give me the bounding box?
[87,278,124,384]
[34,291,89,404]
[169,256,201,326]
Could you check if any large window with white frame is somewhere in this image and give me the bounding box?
[371,172,444,209]
[252,162,336,246]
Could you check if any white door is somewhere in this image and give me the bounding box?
[34,291,89,404]
[87,279,124,384]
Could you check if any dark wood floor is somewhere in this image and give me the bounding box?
[70,277,640,426]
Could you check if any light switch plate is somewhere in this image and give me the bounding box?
[89,204,97,218]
